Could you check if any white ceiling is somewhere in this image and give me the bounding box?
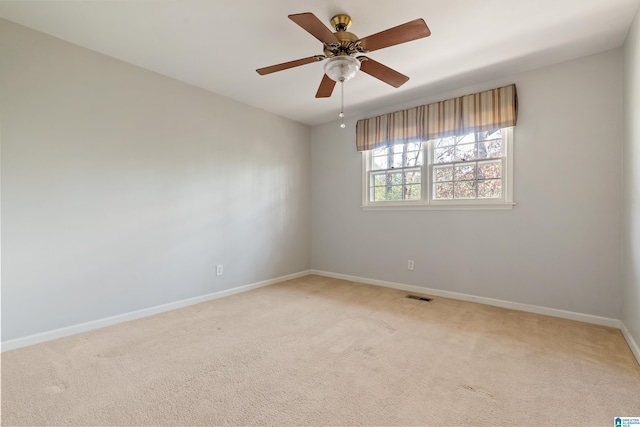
[1,0,639,126]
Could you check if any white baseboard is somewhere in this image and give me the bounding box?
[310,270,622,329]
[1,270,312,352]
[620,322,640,366]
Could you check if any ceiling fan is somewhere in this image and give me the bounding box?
[256,12,431,98]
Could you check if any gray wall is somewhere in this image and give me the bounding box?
[311,49,624,319]
[0,19,311,341]
[623,8,640,348]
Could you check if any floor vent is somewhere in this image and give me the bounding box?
[406,295,432,302]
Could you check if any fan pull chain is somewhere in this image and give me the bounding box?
[339,79,346,129]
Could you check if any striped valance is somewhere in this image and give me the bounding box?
[355,84,518,151]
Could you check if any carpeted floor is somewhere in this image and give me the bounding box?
[2,275,639,426]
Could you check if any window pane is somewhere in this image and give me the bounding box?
[404,150,423,167]
[478,179,502,198]
[477,160,501,179]
[454,181,477,199]
[454,143,476,161]
[434,147,455,164]
[486,129,501,140]
[373,185,403,201]
[389,172,402,185]
[372,146,389,156]
[434,136,455,147]
[372,173,386,186]
[372,155,388,170]
[454,164,476,181]
[434,165,453,182]
[406,141,422,151]
[393,144,407,154]
[458,133,476,144]
[392,153,404,168]
[373,186,387,201]
[484,139,502,158]
[434,182,453,199]
[404,184,421,200]
[477,140,489,159]
[405,170,421,185]
[385,185,403,201]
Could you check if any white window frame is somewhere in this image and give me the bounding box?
[362,127,515,210]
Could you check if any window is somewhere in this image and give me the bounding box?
[363,128,513,209]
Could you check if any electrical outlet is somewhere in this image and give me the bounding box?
[216,264,223,276]
[408,260,414,271]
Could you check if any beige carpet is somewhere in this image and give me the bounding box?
[2,275,639,426]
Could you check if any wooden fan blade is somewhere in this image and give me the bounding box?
[315,74,336,98]
[359,57,409,88]
[289,12,339,45]
[358,18,431,52]
[256,55,325,75]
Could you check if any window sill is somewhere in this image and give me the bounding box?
[361,202,516,211]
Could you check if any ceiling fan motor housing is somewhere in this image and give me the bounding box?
[323,14,365,58]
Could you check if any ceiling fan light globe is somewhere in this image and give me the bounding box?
[324,56,360,82]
